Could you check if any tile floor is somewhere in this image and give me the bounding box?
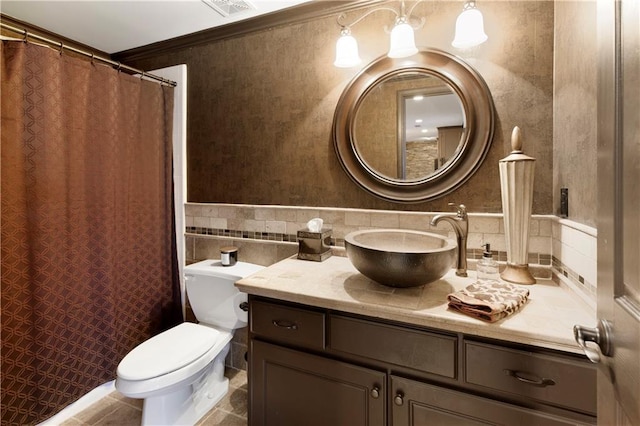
[60,368,248,425]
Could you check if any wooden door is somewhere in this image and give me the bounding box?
[249,339,386,426]
[592,0,640,424]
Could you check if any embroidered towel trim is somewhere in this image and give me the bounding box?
[447,281,530,322]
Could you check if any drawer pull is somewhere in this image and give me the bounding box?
[504,369,556,387]
[394,392,404,406]
[272,319,298,330]
[370,386,380,399]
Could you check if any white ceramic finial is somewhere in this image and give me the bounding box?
[500,126,534,163]
[511,126,522,153]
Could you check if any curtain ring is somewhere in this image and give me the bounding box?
[90,53,95,65]
[140,71,146,80]
[23,30,29,43]
[117,62,122,72]
[59,42,64,55]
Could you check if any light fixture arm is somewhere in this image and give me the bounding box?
[405,0,425,21]
[336,6,400,31]
[336,1,426,31]
[462,0,478,11]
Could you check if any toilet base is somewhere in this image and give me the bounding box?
[140,343,231,426]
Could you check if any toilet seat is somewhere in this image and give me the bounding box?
[118,322,220,381]
[115,323,233,399]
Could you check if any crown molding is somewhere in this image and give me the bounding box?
[113,0,384,63]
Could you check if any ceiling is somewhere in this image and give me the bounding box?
[0,0,312,54]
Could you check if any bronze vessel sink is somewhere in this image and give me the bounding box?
[344,229,456,288]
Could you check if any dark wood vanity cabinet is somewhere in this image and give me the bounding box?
[251,340,386,426]
[248,296,596,426]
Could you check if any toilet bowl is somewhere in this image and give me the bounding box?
[115,259,263,426]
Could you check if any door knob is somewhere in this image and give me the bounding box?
[573,319,613,363]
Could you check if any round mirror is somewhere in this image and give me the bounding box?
[333,48,495,203]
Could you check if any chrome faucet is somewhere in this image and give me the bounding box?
[430,203,468,277]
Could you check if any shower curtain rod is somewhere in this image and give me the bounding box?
[1,22,177,87]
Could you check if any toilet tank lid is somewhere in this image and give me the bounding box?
[117,323,219,381]
[184,259,264,280]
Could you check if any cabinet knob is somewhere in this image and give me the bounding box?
[394,392,404,406]
[370,386,380,399]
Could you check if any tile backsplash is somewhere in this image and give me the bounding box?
[186,204,550,263]
[185,203,596,296]
[185,203,598,369]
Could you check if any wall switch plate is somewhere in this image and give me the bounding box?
[560,187,569,217]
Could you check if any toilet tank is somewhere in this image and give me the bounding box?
[184,259,264,330]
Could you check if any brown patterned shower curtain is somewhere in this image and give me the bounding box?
[1,41,182,425]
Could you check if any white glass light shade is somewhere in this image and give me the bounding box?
[452,5,488,49]
[388,20,418,58]
[334,32,361,68]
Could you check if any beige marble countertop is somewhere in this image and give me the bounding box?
[236,255,596,355]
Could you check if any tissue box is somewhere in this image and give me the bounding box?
[297,228,332,262]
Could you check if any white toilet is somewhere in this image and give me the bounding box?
[115,259,263,426]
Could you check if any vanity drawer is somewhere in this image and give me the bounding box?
[464,340,596,414]
[329,314,457,379]
[250,299,325,350]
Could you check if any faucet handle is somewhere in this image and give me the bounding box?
[448,203,467,218]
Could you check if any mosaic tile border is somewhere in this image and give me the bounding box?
[186,226,301,243]
[552,255,596,297]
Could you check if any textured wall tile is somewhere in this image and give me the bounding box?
[275,208,298,222]
[194,216,209,228]
[539,219,552,237]
[345,211,371,227]
[529,236,551,254]
[210,217,227,229]
[296,209,321,223]
[469,217,500,234]
[254,207,276,221]
[398,213,429,230]
[218,206,239,219]
[370,212,400,228]
[244,219,265,233]
[265,220,286,234]
[529,219,540,236]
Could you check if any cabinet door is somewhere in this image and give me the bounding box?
[391,376,594,426]
[250,340,386,426]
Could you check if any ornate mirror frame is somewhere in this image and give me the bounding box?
[333,48,495,203]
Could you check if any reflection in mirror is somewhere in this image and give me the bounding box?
[354,73,465,181]
[401,84,465,178]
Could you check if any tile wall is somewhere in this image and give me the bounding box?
[184,203,598,370]
[551,219,597,310]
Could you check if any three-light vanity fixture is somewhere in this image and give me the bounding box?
[334,0,488,68]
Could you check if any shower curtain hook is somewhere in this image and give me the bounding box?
[140,71,146,80]
[90,53,95,65]
[23,30,29,43]
[59,42,64,55]
[117,62,122,72]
